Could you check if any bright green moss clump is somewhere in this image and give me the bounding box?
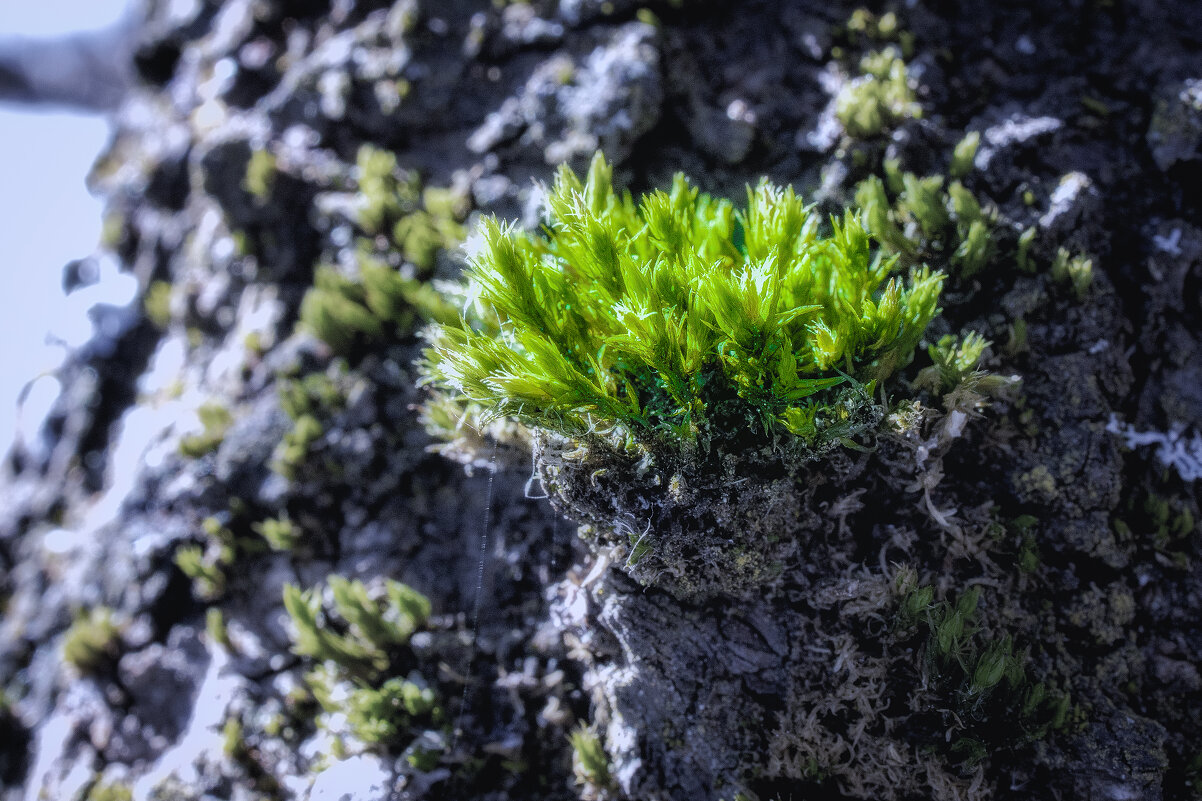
[425,153,944,451]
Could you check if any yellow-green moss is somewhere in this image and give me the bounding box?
[62,607,122,673]
[178,402,233,458]
[84,781,133,801]
[835,47,921,138]
[253,515,300,551]
[570,724,613,791]
[243,148,278,202]
[144,281,173,329]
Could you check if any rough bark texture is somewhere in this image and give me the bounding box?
[2,1,1201,800]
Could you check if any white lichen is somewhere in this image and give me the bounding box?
[1106,414,1202,481]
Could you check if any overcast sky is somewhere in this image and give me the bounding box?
[0,0,133,454]
[0,2,131,36]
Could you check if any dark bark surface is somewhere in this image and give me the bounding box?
[1,1,1200,800]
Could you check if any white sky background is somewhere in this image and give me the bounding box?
[0,0,132,455]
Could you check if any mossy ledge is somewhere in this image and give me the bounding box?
[425,153,946,600]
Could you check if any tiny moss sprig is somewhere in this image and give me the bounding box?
[175,542,228,599]
[175,515,266,601]
[1016,227,1038,273]
[62,607,123,674]
[894,578,1071,764]
[855,164,996,280]
[283,575,431,678]
[915,332,990,394]
[178,402,233,458]
[356,145,408,237]
[143,280,173,329]
[206,607,231,649]
[274,369,346,479]
[84,782,133,801]
[282,576,441,757]
[570,724,613,793]
[948,132,981,180]
[342,675,438,746]
[354,145,467,269]
[1050,247,1094,300]
[298,261,417,354]
[299,250,462,357]
[846,8,901,44]
[424,152,945,450]
[253,515,300,551]
[243,148,278,203]
[1016,237,1096,301]
[835,47,921,138]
